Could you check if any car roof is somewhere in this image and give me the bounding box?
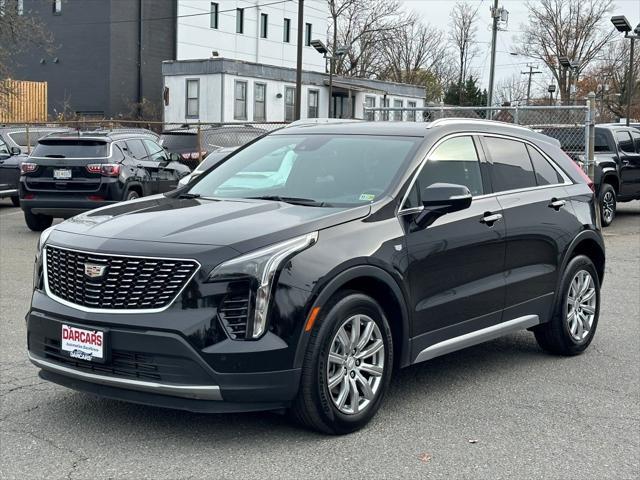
[38,130,158,143]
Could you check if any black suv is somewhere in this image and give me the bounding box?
[539,124,640,226]
[19,131,191,231]
[27,120,604,434]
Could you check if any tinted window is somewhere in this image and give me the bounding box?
[527,145,562,186]
[0,137,8,155]
[485,137,536,191]
[143,140,167,162]
[616,131,634,153]
[190,135,421,206]
[160,133,197,152]
[594,132,611,152]
[630,131,640,153]
[126,139,148,160]
[7,130,66,149]
[31,140,108,158]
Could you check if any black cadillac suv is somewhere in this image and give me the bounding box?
[27,119,605,434]
[19,130,191,231]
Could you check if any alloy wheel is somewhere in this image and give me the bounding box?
[566,270,597,342]
[326,314,385,415]
[602,191,615,224]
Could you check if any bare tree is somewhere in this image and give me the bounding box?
[0,1,52,111]
[449,1,479,101]
[496,74,528,105]
[514,0,615,102]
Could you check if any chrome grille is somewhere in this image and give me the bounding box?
[44,245,199,311]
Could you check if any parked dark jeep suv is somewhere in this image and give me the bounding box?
[27,120,604,434]
[19,131,190,231]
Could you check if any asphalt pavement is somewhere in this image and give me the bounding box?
[1,198,638,479]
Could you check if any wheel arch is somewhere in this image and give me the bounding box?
[561,231,605,286]
[124,181,144,198]
[293,265,411,370]
[600,171,619,194]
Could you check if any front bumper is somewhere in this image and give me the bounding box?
[27,306,302,412]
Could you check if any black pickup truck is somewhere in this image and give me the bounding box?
[540,125,640,226]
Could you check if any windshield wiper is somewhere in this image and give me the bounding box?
[248,195,330,207]
[176,192,201,199]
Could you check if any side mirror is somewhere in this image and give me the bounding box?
[414,183,472,228]
[10,146,21,156]
[169,152,181,162]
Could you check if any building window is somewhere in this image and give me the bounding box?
[305,23,312,46]
[260,13,268,39]
[308,90,319,118]
[381,97,389,121]
[53,0,61,15]
[284,87,295,122]
[210,2,219,29]
[364,96,376,121]
[283,18,291,43]
[234,80,247,120]
[393,99,403,121]
[407,101,416,122]
[254,83,266,121]
[186,79,199,118]
[236,8,244,34]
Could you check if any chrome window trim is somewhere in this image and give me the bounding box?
[43,244,201,314]
[397,131,573,216]
[28,352,222,401]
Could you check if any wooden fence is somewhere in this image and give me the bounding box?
[0,80,48,123]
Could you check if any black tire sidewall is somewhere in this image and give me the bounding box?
[309,293,394,433]
[555,255,601,352]
[24,209,53,232]
[599,184,615,227]
[10,196,20,207]
[126,190,140,201]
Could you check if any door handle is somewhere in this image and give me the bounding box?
[548,198,566,210]
[622,160,630,166]
[480,212,503,226]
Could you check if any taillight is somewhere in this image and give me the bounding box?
[20,162,38,174]
[86,164,121,176]
[568,157,595,192]
[181,153,191,161]
[190,152,199,160]
[88,195,106,201]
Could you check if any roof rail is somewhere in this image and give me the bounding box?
[284,118,362,128]
[426,117,533,132]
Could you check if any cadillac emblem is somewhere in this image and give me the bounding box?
[84,263,107,278]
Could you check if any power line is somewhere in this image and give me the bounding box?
[41,0,294,27]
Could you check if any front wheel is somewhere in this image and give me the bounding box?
[24,209,53,232]
[534,255,600,355]
[599,183,616,227]
[290,292,394,434]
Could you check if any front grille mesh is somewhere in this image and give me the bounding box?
[45,246,199,310]
[218,293,250,339]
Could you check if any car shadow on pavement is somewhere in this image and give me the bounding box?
[33,331,556,442]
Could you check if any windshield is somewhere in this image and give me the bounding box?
[188,134,421,206]
[31,140,109,158]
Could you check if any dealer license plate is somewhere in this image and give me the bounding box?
[61,324,105,362]
[53,169,72,180]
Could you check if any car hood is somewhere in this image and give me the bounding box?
[52,195,370,253]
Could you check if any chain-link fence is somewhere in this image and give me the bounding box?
[363,104,592,162]
[0,120,288,169]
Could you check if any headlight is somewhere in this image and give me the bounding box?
[207,232,318,339]
[36,226,55,257]
[34,226,54,289]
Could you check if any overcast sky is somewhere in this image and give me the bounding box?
[400,0,640,96]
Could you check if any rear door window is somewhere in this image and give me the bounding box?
[526,145,563,186]
[484,137,536,192]
[126,139,149,160]
[630,131,640,153]
[143,140,168,162]
[31,140,108,158]
[615,131,635,153]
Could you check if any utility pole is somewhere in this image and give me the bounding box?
[487,1,508,111]
[521,64,541,105]
[294,0,304,120]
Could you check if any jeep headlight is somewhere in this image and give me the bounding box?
[207,232,318,339]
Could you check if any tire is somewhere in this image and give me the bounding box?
[290,291,394,434]
[10,196,19,207]
[534,255,600,356]
[23,209,53,232]
[599,183,616,227]
[125,189,140,201]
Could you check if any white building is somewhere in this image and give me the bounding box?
[163,0,426,124]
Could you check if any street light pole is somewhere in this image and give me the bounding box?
[487,0,499,111]
[610,16,639,126]
[294,0,304,120]
[626,35,635,126]
[328,55,334,118]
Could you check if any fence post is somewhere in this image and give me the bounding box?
[439,101,444,119]
[586,92,596,180]
[197,123,202,164]
[513,105,519,125]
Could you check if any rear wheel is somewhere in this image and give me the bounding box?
[125,189,140,201]
[534,255,600,355]
[10,196,19,207]
[290,292,393,434]
[599,183,616,227]
[24,209,53,232]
